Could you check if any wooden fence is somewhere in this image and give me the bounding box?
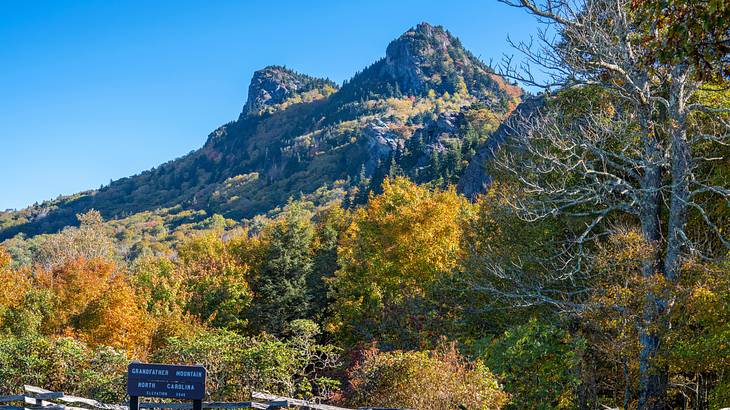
[0,386,368,410]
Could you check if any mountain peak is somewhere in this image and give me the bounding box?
[376,22,516,103]
[389,23,451,54]
[241,66,337,117]
[382,23,465,94]
[411,21,438,35]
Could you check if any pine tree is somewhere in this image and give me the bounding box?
[247,203,315,335]
[394,82,403,98]
[369,158,388,195]
[358,163,368,184]
[384,82,395,97]
[308,207,346,321]
[429,150,441,180]
[387,152,402,178]
[351,164,371,205]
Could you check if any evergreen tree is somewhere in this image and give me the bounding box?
[357,163,368,184]
[351,164,371,206]
[444,144,463,182]
[384,82,395,98]
[248,203,315,335]
[308,207,346,322]
[394,82,403,98]
[387,152,402,178]
[369,158,388,195]
[429,150,442,180]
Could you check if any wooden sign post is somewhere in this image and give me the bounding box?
[127,362,206,410]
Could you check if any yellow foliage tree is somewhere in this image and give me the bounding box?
[177,231,263,330]
[329,177,473,348]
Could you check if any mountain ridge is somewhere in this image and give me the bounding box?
[0,22,520,241]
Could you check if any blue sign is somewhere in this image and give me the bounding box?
[127,363,206,400]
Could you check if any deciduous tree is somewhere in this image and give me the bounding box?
[490,0,730,406]
[329,177,473,348]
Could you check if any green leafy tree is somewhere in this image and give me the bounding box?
[0,335,127,401]
[177,233,256,330]
[153,322,340,401]
[478,319,584,410]
[130,256,186,316]
[634,0,730,80]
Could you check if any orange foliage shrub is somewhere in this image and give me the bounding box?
[0,247,30,326]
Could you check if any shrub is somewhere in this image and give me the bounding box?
[0,335,127,402]
[346,342,508,409]
[153,321,340,401]
[477,319,584,409]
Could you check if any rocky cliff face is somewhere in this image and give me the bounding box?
[384,23,454,94]
[384,23,473,95]
[382,23,521,104]
[457,96,543,199]
[241,66,337,117]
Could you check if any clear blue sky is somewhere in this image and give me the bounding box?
[0,0,539,210]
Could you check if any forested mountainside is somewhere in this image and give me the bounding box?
[0,22,520,240]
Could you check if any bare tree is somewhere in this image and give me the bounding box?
[34,210,116,270]
[482,0,730,408]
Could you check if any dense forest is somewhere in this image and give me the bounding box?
[2,0,730,409]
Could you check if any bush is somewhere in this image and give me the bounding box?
[153,322,340,401]
[346,342,508,409]
[0,335,127,402]
[477,319,584,409]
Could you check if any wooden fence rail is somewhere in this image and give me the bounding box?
[0,387,368,410]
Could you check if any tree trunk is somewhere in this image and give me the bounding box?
[638,326,667,409]
[638,111,668,410]
[638,67,691,409]
[664,67,691,282]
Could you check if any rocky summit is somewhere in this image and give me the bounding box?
[241,66,338,117]
[0,22,521,240]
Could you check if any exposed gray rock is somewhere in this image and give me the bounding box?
[241,66,336,117]
[383,22,455,94]
[380,22,514,105]
[419,111,462,155]
[362,118,404,175]
[458,96,544,199]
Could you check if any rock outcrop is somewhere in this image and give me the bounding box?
[362,118,404,174]
[383,22,456,95]
[457,96,544,199]
[241,66,336,117]
[381,22,520,104]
